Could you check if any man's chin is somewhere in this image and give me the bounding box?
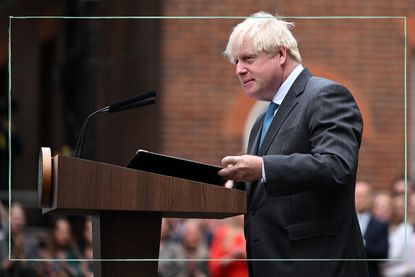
[244,90,265,101]
[244,89,256,97]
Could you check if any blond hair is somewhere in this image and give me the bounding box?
[224,11,302,64]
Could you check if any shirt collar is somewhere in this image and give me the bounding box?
[357,212,371,235]
[357,211,371,220]
[272,64,304,105]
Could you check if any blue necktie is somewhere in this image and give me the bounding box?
[260,102,279,146]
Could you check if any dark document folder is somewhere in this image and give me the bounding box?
[127,150,226,186]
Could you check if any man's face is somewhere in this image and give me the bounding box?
[373,193,392,222]
[234,40,283,101]
[355,183,372,213]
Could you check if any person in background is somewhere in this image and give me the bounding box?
[158,218,186,277]
[79,217,93,277]
[209,215,248,277]
[372,191,393,224]
[0,201,8,271]
[46,217,84,277]
[381,195,415,276]
[178,219,209,277]
[199,219,220,248]
[409,191,415,228]
[0,202,36,276]
[391,176,412,197]
[355,181,389,277]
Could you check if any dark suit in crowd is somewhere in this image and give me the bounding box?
[364,216,389,277]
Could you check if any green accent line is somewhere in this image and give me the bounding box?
[404,16,408,260]
[8,16,12,261]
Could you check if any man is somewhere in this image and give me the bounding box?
[218,12,369,276]
[355,181,389,277]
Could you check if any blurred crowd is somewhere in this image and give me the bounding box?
[159,216,247,277]
[356,177,415,277]
[0,201,247,277]
[0,176,414,277]
[0,203,93,277]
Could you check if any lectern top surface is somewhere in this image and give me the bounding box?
[126,150,227,186]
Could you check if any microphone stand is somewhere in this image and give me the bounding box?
[73,106,109,159]
[73,91,156,159]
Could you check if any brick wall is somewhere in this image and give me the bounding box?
[159,1,414,189]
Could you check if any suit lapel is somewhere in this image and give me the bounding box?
[245,68,312,198]
[245,117,263,195]
[258,68,312,156]
[248,116,263,155]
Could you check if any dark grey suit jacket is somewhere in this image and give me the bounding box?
[239,68,369,277]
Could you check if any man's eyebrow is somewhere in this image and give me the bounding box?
[240,53,257,59]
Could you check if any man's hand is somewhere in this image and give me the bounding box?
[224,180,234,189]
[218,155,263,182]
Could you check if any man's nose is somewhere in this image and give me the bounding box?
[235,62,247,76]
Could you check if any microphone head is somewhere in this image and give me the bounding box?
[111,97,155,113]
[108,91,156,113]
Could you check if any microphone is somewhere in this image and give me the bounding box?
[108,90,155,113]
[73,91,156,158]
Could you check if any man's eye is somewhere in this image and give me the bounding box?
[245,56,255,62]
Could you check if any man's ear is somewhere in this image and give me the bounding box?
[278,47,288,65]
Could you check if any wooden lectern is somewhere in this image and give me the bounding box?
[38,148,247,277]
